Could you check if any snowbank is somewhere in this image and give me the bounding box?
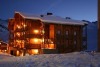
[0,52,100,67]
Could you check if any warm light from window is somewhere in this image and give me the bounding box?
[51,41,53,44]
[34,38,38,42]
[33,30,39,34]
[16,32,20,37]
[32,49,38,54]
[5,50,7,52]
[34,49,38,54]
[0,42,1,45]
[45,44,54,49]
[17,25,21,29]
[16,40,21,43]
[30,38,42,44]
[49,44,54,49]
[22,23,26,27]
[16,50,19,56]
[42,38,44,42]
[42,30,45,34]
[23,24,26,27]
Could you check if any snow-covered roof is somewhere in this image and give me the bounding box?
[15,12,88,25]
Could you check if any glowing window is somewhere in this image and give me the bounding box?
[17,25,21,29]
[33,30,39,34]
[31,49,39,54]
[30,38,42,44]
[16,32,20,37]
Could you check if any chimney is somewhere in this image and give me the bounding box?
[47,12,53,15]
[66,17,71,19]
[40,15,44,17]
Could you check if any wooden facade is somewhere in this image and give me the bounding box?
[8,12,87,56]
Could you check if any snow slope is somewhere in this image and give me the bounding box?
[87,22,98,51]
[0,52,100,67]
[0,19,9,42]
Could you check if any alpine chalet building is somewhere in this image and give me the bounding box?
[8,12,87,56]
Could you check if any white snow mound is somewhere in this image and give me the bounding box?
[0,52,100,67]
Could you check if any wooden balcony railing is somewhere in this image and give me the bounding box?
[25,44,41,49]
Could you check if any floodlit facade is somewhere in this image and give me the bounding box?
[8,12,87,56]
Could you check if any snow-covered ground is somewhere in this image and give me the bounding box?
[0,52,100,67]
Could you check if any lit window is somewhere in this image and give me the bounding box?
[34,38,38,42]
[42,38,44,42]
[16,32,20,37]
[30,38,42,44]
[16,40,21,44]
[16,50,19,56]
[17,25,21,29]
[23,24,26,27]
[31,49,39,54]
[42,30,45,34]
[33,29,39,34]
[49,44,54,49]
[22,23,26,27]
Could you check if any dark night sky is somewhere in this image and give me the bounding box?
[0,0,97,22]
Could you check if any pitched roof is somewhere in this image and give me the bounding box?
[15,12,88,25]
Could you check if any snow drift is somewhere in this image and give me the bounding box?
[0,52,100,67]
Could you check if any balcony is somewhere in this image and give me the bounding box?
[25,34,42,38]
[25,44,41,49]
